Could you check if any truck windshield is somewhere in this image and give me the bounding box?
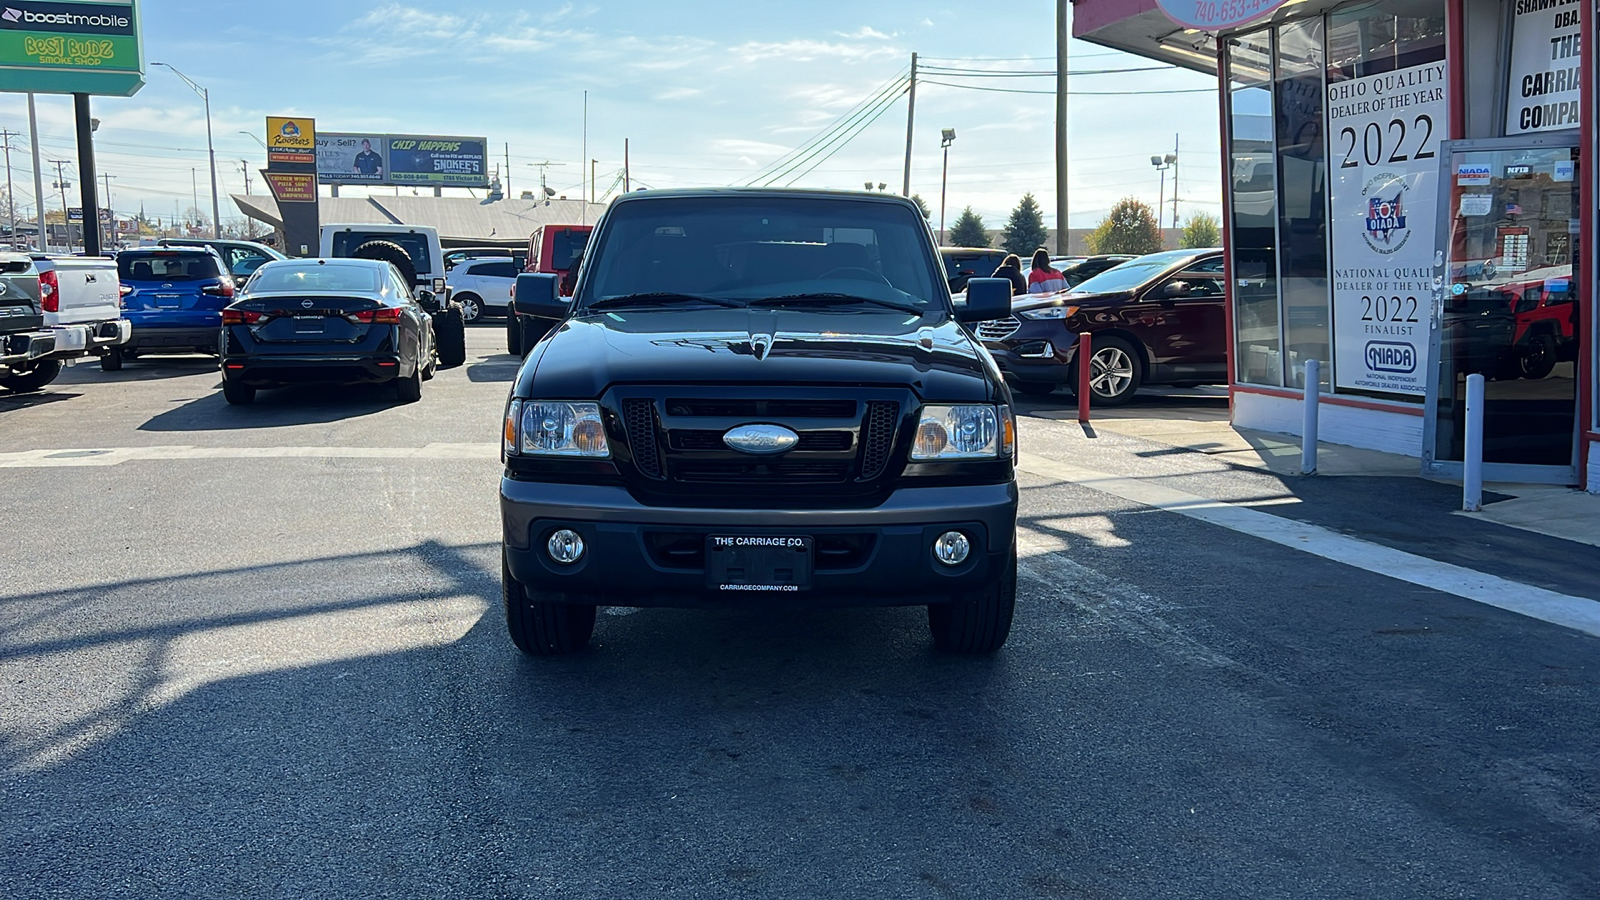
[578,197,942,312]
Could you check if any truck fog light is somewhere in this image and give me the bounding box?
[933,531,971,566]
[547,529,585,564]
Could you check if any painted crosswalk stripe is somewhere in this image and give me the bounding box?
[0,443,500,467]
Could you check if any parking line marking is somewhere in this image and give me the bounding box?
[0,443,500,467]
[1018,455,1600,639]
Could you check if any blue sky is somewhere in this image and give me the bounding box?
[0,0,1222,232]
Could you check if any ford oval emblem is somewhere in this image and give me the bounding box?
[723,424,799,455]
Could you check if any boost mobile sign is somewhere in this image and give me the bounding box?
[0,0,143,96]
[1326,60,1448,397]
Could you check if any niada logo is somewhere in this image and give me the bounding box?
[1360,173,1411,255]
[0,3,134,33]
[1366,341,1416,374]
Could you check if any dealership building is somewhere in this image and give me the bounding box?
[1075,0,1597,490]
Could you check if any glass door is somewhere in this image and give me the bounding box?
[1424,136,1580,483]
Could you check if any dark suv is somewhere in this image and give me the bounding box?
[975,248,1227,404]
[501,188,1019,655]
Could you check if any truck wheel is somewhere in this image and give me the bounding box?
[506,315,523,356]
[928,548,1016,653]
[503,549,596,655]
[518,317,546,356]
[455,293,483,323]
[436,305,467,368]
[1082,336,1142,406]
[394,364,423,403]
[349,239,417,286]
[100,346,124,372]
[0,359,62,393]
[1518,334,1557,380]
[222,378,255,405]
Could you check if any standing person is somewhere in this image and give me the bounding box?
[353,139,383,180]
[1027,249,1067,294]
[991,254,1027,295]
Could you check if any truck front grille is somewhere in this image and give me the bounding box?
[614,391,904,497]
[975,316,1021,341]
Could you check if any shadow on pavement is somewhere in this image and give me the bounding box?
[0,390,82,411]
[56,356,219,384]
[466,359,521,382]
[139,382,400,431]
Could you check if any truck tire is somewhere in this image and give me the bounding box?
[350,239,417,286]
[435,305,467,368]
[503,549,596,655]
[506,314,523,356]
[518,316,547,355]
[0,359,62,392]
[222,378,255,405]
[1518,334,1557,380]
[928,548,1016,653]
[100,346,124,371]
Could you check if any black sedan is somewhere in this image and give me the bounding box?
[218,258,437,405]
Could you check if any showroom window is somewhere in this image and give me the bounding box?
[1275,19,1330,390]
[1227,28,1281,386]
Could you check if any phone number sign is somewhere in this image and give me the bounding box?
[0,0,144,96]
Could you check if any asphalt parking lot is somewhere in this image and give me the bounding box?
[2,327,1597,898]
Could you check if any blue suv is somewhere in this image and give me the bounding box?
[106,247,234,371]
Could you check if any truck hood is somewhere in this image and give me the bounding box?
[517,308,999,402]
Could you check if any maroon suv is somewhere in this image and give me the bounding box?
[973,248,1227,405]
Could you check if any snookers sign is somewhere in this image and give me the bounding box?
[1327,60,1448,396]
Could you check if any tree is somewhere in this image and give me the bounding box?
[1180,211,1220,248]
[1084,197,1163,255]
[1000,192,1049,257]
[947,206,989,248]
[910,194,932,221]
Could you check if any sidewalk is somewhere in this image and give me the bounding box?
[1022,391,1600,550]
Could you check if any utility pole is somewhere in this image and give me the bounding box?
[100,172,115,249]
[581,90,588,225]
[1055,0,1070,255]
[624,139,630,193]
[901,52,917,197]
[591,159,597,204]
[50,159,70,250]
[28,94,46,251]
[191,168,199,229]
[1170,133,1179,233]
[1,129,16,247]
[505,142,512,197]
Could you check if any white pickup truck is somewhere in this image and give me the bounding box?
[0,253,131,391]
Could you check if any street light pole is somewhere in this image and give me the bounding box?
[154,63,221,239]
[938,128,955,246]
[1151,153,1176,237]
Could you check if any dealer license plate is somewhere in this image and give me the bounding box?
[153,293,181,308]
[707,535,812,593]
[293,316,324,333]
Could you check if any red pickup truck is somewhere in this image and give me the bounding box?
[508,224,591,355]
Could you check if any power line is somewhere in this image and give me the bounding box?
[777,90,907,186]
[918,65,1175,76]
[920,80,1216,96]
[746,70,910,186]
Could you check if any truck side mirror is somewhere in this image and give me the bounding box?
[516,272,569,320]
[955,278,1012,323]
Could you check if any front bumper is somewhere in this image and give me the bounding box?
[501,479,1019,608]
[983,330,1076,384]
[221,352,404,387]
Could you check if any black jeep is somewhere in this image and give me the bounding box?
[501,188,1019,654]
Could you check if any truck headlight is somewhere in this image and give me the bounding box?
[510,401,610,457]
[911,405,1002,460]
[1020,305,1077,320]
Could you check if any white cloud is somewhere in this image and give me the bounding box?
[835,26,892,40]
[728,39,901,64]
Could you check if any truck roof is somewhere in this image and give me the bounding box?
[606,187,923,211]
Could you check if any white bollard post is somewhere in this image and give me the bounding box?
[1301,359,1320,475]
[1463,373,1485,512]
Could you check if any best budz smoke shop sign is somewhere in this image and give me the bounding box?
[0,0,143,96]
[1327,61,1448,396]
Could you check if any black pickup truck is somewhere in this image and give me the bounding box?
[500,188,1020,654]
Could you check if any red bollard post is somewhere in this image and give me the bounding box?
[1077,332,1092,424]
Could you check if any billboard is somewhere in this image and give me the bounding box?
[315,133,488,187]
[267,116,316,165]
[0,0,144,96]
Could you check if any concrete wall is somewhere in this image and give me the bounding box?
[1233,390,1426,457]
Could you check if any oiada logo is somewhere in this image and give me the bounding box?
[1361,173,1411,255]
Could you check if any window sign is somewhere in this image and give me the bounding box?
[1505,0,1582,134]
[1326,59,1449,395]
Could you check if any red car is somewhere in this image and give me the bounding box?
[510,224,592,354]
[1500,268,1578,379]
[973,248,1228,405]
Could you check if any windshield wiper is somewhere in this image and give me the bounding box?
[586,292,745,310]
[751,293,923,314]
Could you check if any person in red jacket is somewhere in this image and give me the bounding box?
[1027,249,1066,294]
